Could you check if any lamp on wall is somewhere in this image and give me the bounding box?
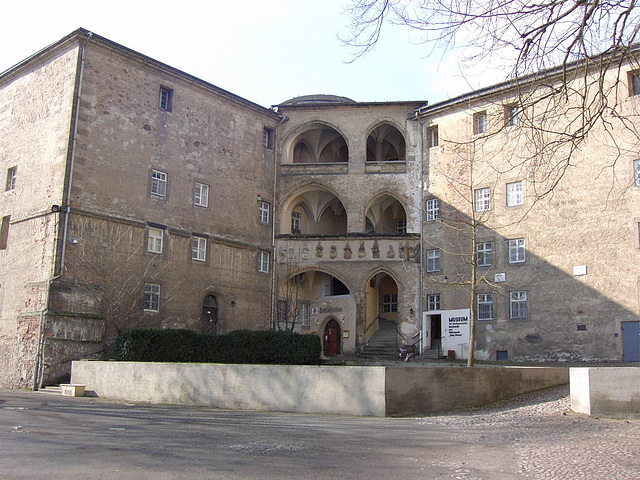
[230,300,236,308]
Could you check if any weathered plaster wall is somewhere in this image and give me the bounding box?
[0,43,79,388]
[421,65,640,362]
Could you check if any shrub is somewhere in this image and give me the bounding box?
[115,328,321,365]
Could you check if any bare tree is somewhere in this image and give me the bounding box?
[344,0,640,365]
[275,248,310,332]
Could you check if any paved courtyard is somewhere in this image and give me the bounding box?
[1,386,638,479]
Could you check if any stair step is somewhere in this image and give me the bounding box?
[36,386,62,395]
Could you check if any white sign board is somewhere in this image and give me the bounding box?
[440,309,471,360]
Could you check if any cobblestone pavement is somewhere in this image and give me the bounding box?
[414,385,640,479]
[1,386,639,479]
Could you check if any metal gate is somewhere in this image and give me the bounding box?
[622,321,640,362]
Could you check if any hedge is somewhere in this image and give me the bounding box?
[114,328,322,365]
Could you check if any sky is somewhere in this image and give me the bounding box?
[1,0,502,108]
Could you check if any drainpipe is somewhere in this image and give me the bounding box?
[33,31,91,390]
[416,111,425,355]
[269,113,288,330]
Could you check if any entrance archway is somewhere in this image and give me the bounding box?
[323,319,342,356]
[363,272,399,344]
[201,294,218,334]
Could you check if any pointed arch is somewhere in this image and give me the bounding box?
[282,121,350,164]
[365,121,407,162]
[364,191,409,234]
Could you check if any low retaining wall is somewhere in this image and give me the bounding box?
[71,361,568,417]
[570,367,640,418]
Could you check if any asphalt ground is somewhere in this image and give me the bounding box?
[1,386,638,479]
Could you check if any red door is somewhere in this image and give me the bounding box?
[323,320,341,356]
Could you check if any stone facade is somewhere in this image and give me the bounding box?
[1,29,638,388]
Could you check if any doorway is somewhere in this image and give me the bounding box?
[430,314,442,352]
[323,319,341,356]
[622,321,640,362]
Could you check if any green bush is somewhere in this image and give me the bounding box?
[115,328,321,365]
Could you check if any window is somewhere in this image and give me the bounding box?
[634,159,640,186]
[506,181,524,206]
[474,111,487,134]
[0,215,10,250]
[258,250,270,273]
[427,125,439,148]
[426,198,440,221]
[505,104,520,126]
[277,300,288,326]
[508,238,526,263]
[150,170,167,198]
[259,201,271,224]
[474,187,491,212]
[476,241,493,267]
[144,284,161,312]
[426,249,441,273]
[194,182,209,207]
[383,293,398,313]
[159,86,173,111]
[510,291,528,319]
[427,294,440,311]
[297,302,311,327]
[477,293,493,321]
[263,127,274,149]
[629,71,640,96]
[6,167,16,191]
[192,236,207,262]
[396,218,407,234]
[147,227,163,254]
[291,211,301,233]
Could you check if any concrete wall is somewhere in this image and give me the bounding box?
[570,367,640,418]
[71,361,568,417]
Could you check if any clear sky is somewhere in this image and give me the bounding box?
[1,0,502,108]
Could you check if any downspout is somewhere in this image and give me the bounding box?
[33,31,91,390]
[269,112,288,330]
[417,111,425,355]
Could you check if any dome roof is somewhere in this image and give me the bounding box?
[279,94,357,106]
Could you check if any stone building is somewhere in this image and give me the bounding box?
[1,29,639,388]
[0,29,279,388]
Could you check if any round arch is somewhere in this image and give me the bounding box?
[363,191,409,234]
[279,183,349,235]
[281,121,350,164]
[364,120,407,162]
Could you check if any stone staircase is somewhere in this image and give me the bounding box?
[359,318,399,359]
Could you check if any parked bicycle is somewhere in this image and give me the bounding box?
[397,346,415,362]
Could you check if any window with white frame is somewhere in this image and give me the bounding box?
[6,167,16,191]
[427,125,438,148]
[0,215,10,250]
[474,111,487,134]
[505,104,520,126]
[263,127,274,149]
[159,86,173,111]
[629,71,640,96]
[426,198,440,221]
[291,211,301,233]
[258,250,270,272]
[383,293,398,313]
[477,293,494,320]
[259,201,271,223]
[427,294,441,311]
[634,159,640,186]
[474,187,491,212]
[192,236,207,262]
[150,170,167,197]
[144,283,161,312]
[297,302,311,327]
[426,249,441,272]
[396,218,407,234]
[510,291,528,319]
[508,238,526,263]
[194,182,209,207]
[506,181,524,206]
[147,227,163,254]
[476,241,493,267]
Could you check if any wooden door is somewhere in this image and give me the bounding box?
[323,319,341,356]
